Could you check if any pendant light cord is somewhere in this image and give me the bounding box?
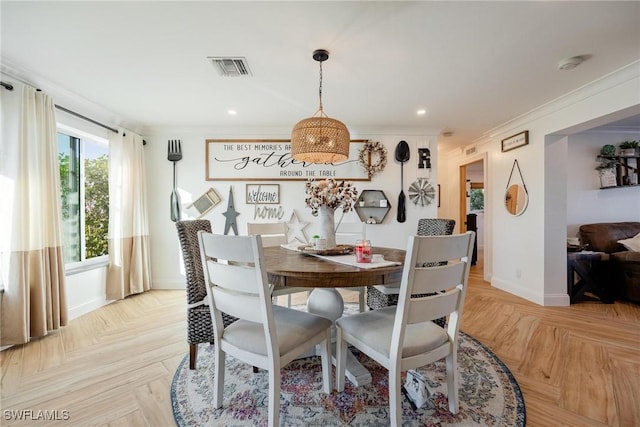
[318,60,324,113]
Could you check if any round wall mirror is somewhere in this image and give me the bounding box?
[505,184,528,216]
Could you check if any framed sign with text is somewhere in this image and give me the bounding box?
[246,184,279,204]
[205,139,371,181]
[501,130,529,152]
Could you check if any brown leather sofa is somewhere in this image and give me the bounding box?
[579,222,640,303]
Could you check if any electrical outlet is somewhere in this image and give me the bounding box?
[515,268,522,279]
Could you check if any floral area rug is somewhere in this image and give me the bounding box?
[171,327,525,426]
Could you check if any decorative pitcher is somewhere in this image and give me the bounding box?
[317,206,336,249]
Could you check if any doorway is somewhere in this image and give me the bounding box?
[459,158,486,270]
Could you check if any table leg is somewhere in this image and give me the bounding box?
[307,288,372,387]
[567,255,613,304]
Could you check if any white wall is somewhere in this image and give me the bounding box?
[439,61,640,306]
[146,130,440,289]
[65,267,109,319]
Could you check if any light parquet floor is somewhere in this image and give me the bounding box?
[1,254,639,426]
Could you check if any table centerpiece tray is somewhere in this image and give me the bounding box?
[298,244,354,256]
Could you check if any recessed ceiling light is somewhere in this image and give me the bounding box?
[227,110,237,115]
[416,109,427,116]
[557,55,586,71]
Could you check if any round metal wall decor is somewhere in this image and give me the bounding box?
[408,178,436,206]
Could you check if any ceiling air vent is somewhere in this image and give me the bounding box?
[465,145,477,156]
[208,57,252,77]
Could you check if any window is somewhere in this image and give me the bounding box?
[469,183,484,211]
[57,128,109,266]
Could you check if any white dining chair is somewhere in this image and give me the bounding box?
[335,220,367,312]
[198,232,333,427]
[247,222,310,307]
[336,231,475,426]
[366,218,456,311]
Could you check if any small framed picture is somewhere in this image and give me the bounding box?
[599,170,617,188]
[246,184,280,204]
[188,188,222,218]
[501,130,529,152]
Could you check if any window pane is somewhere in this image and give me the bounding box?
[58,133,81,263]
[470,188,484,211]
[58,131,109,264]
[84,140,109,258]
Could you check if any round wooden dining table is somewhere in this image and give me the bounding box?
[263,245,406,289]
[262,245,406,386]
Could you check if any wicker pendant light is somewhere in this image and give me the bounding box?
[291,49,350,163]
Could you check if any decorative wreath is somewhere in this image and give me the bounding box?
[358,141,387,177]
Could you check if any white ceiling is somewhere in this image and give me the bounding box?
[2,1,640,152]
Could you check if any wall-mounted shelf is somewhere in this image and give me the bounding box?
[600,184,639,190]
[597,154,639,188]
[354,190,391,224]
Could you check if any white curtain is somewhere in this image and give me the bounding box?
[106,130,152,299]
[0,83,67,345]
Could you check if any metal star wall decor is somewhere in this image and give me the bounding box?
[286,210,310,244]
[223,187,239,235]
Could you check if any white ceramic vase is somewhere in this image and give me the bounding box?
[317,206,336,249]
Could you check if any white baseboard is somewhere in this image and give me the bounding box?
[68,297,111,321]
[153,280,185,290]
[491,277,570,306]
[542,293,571,306]
[491,277,543,305]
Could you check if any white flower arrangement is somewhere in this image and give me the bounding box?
[304,178,358,216]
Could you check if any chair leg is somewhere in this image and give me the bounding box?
[445,351,460,414]
[389,366,403,427]
[287,293,292,308]
[213,347,225,408]
[189,343,197,370]
[319,331,332,393]
[336,327,348,392]
[268,366,280,427]
[359,288,365,312]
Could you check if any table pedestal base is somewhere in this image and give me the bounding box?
[331,343,372,387]
[306,288,372,387]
